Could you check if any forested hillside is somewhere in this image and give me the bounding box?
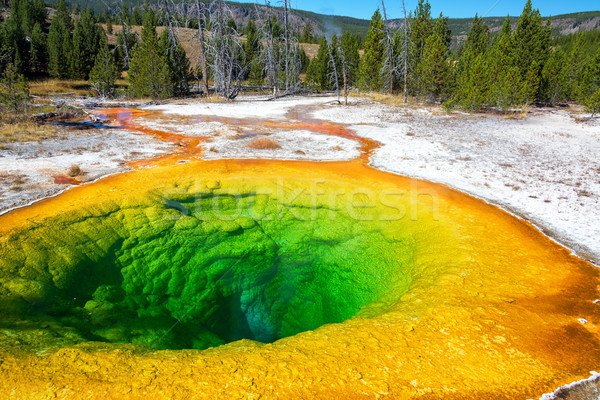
[64,0,600,40]
[0,0,598,114]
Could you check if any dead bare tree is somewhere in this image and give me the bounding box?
[338,43,349,105]
[258,2,280,95]
[283,0,290,91]
[206,0,245,99]
[115,0,136,69]
[380,0,395,96]
[400,0,409,103]
[327,41,340,103]
[193,0,209,95]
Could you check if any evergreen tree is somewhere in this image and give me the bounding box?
[306,36,329,90]
[433,12,452,49]
[29,22,47,75]
[587,89,600,117]
[462,14,489,59]
[578,53,600,115]
[107,16,113,35]
[512,0,551,103]
[244,20,262,84]
[0,63,29,113]
[358,9,385,92]
[47,2,73,79]
[72,8,105,80]
[10,0,45,36]
[302,22,314,44]
[159,30,191,96]
[446,15,490,110]
[540,48,568,105]
[417,15,451,102]
[55,0,74,31]
[340,31,360,87]
[299,46,310,74]
[410,0,433,59]
[566,33,587,101]
[487,16,527,110]
[114,28,138,71]
[131,7,143,26]
[89,36,118,98]
[120,5,131,27]
[128,13,173,98]
[460,54,491,111]
[2,11,29,74]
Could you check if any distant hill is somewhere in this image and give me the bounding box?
[66,0,599,45]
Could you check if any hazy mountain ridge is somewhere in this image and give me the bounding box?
[68,0,599,42]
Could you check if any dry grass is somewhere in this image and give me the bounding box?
[370,93,418,107]
[246,138,281,150]
[331,145,343,151]
[67,165,83,177]
[503,109,528,120]
[29,79,90,96]
[0,121,56,143]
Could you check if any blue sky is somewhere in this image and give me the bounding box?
[283,0,599,19]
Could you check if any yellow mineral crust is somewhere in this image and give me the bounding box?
[0,159,598,399]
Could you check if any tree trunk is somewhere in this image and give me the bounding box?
[401,0,409,103]
[196,0,209,95]
[381,0,394,96]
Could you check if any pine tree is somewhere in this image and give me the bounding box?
[540,48,568,105]
[159,30,191,96]
[0,63,29,113]
[566,34,587,101]
[340,31,360,87]
[244,20,262,84]
[512,0,551,103]
[446,15,490,110]
[302,22,314,44]
[54,0,73,31]
[462,54,491,111]
[462,14,489,58]
[487,16,526,110]
[306,36,330,90]
[89,36,118,98]
[358,9,385,92]
[587,89,600,117]
[2,12,29,75]
[433,12,452,49]
[107,16,113,35]
[47,4,73,79]
[72,8,104,80]
[131,7,143,26]
[418,15,451,103]
[128,13,173,99]
[578,53,600,115]
[114,28,138,71]
[410,0,433,60]
[29,22,47,75]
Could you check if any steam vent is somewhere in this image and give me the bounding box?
[0,158,599,399]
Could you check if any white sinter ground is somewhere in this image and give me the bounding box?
[145,95,334,119]
[139,96,359,162]
[0,127,174,212]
